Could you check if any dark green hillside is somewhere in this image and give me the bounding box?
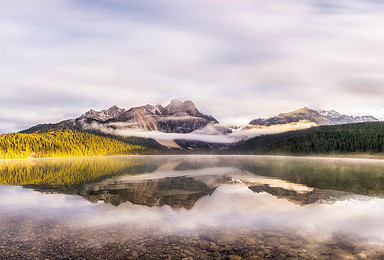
[0,128,159,159]
[233,122,384,155]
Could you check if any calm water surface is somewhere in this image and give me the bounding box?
[1,155,384,259]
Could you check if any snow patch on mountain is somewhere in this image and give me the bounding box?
[248,107,379,130]
[318,110,342,119]
[80,106,126,122]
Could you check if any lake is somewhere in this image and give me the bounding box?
[1,155,384,259]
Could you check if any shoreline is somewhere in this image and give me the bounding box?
[2,153,384,162]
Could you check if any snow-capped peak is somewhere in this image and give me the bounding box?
[317,110,342,118]
[80,106,126,121]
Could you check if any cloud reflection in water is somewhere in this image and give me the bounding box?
[1,184,384,244]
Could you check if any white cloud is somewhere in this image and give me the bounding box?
[2,0,384,133]
[82,121,244,143]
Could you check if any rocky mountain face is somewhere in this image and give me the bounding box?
[79,105,126,122]
[246,107,378,129]
[109,99,219,133]
[23,100,221,134]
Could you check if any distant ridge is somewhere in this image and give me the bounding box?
[79,105,126,122]
[245,107,378,130]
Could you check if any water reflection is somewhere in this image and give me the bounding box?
[2,155,384,206]
[1,155,384,259]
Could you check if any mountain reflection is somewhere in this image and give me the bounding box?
[83,176,216,208]
[1,155,384,208]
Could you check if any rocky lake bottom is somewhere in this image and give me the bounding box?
[1,216,383,260]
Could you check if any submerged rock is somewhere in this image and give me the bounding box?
[340,238,358,251]
[330,249,356,260]
[217,236,237,246]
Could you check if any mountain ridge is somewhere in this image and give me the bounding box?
[245,107,378,130]
[79,105,126,122]
[21,103,380,142]
[22,99,221,134]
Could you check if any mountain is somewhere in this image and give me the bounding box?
[79,105,126,122]
[245,107,378,130]
[108,99,219,133]
[20,103,380,151]
[110,99,219,133]
[23,99,221,134]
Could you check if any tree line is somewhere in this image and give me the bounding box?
[0,128,157,159]
[233,122,384,155]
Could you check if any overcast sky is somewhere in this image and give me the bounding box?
[2,0,384,133]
